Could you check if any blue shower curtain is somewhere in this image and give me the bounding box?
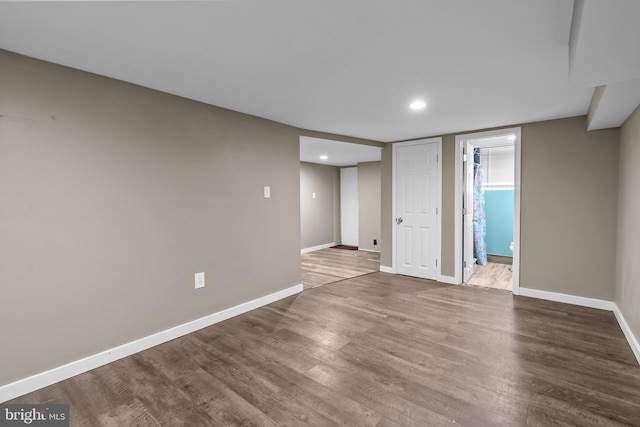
[473,148,487,265]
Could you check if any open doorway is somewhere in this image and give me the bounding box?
[299,136,383,288]
[454,128,521,294]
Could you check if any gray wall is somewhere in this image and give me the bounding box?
[617,104,640,343]
[0,50,302,386]
[382,116,619,300]
[300,162,340,249]
[519,117,618,299]
[357,161,381,251]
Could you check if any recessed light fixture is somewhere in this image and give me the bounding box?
[508,135,516,141]
[320,155,328,160]
[409,100,426,110]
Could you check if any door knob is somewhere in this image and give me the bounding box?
[396,217,403,225]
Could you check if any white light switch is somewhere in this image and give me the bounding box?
[264,186,271,198]
[195,272,205,289]
[312,192,316,199]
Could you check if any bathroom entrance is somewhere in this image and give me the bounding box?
[455,128,521,293]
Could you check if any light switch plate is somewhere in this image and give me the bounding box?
[195,272,205,289]
[264,186,271,198]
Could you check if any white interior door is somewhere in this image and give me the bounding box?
[463,142,476,282]
[395,142,439,279]
[340,167,358,247]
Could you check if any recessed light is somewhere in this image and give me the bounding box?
[409,100,426,110]
[320,155,328,160]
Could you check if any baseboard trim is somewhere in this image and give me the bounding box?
[518,287,615,311]
[379,265,393,273]
[358,248,381,253]
[519,287,639,365]
[613,304,640,365]
[437,275,459,285]
[301,242,336,254]
[0,283,304,403]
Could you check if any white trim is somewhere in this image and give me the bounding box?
[437,275,458,285]
[518,288,639,365]
[379,265,393,273]
[0,283,304,403]
[513,130,522,295]
[518,287,615,311]
[301,242,336,254]
[613,305,640,364]
[454,137,462,283]
[392,138,442,280]
[454,127,521,292]
[358,248,381,253]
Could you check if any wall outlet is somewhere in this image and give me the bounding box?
[374,239,377,245]
[264,186,271,198]
[195,272,205,289]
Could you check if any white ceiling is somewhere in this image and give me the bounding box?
[568,0,640,130]
[0,1,639,142]
[300,136,381,167]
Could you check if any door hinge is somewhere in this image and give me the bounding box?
[463,208,467,215]
[435,259,438,267]
[463,153,467,162]
[436,207,438,215]
[463,260,467,268]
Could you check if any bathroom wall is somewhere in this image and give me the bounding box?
[480,146,514,257]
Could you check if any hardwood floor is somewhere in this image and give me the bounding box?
[466,261,514,291]
[301,247,380,289]
[8,272,640,426]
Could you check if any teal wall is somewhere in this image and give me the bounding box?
[485,189,514,256]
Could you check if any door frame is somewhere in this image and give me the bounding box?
[454,127,521,294]
[392,137,443,280]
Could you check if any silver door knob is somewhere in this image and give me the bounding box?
[396,217,403,225]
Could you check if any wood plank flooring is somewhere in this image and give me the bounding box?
[466,261,514,291]
[8,272,640,426]
[301,247,380,289]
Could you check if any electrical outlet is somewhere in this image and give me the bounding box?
[264,186,271,198]
[195,272,205,289]
[374,239,377,245]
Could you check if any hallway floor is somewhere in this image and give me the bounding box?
[465,261,513,291]
[301,247,380,289]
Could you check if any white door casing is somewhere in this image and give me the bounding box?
[454,128,521,294]
[393,139,441,280]
[463,142,476,283]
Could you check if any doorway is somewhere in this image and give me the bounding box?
[455,128,521,294]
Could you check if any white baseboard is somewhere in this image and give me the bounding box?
[613,304,640,365]
[0,283,304,403]
[518,287,615,311]
[437,275,458,285]
[301,242,336,254]
[379,265,393,273]
[358,248,381,253]
[519,287,639,365]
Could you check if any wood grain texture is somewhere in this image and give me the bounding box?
[302,247,380,289]
[466,261,514,291]
[8,271,640,426]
